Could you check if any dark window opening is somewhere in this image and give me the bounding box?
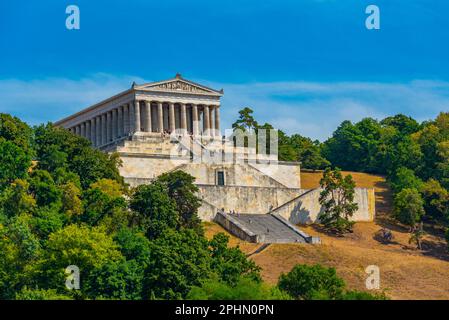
[217,171,225,186]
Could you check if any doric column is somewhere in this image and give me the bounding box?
[123,104,130,135]
[180,103,187,133]
[96,116,101,146]
[112,108,117,140]
[75,125,80,136]
[80,123,86,137]
[192,104,199,136]
[101,113,107,145]
[203,105,210,135]
[215,106,220,136]
[106,111,112,142]
[169,102,175,133]
[90,119,95,144]
[209,106,215,136]
[157,102,163,133]
[128,102,135,133]
[145,101,152,132]
[85,121,91,142]
[117,106,123,137]
[134,100,141,133]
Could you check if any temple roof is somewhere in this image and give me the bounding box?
[134,73,223,96]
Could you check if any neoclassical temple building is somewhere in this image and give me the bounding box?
[56,74,375,243]
[59,73,222,147]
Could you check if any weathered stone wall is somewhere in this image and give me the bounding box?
[271,187,376,224]
[197,184,307,219]
[120,155,189,187]
[250,162,301,189]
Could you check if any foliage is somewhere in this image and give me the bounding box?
[15,288,72,300]
[278,264,346,300]
[393,188,425,229]
[209,233,261,285]
[84,259,144,300]
[33,123,123,189]
[156,171,203,233]
[318,168,358,234]
[143,228,213,299]
[389,167,423,194]
[32,224,123,294]
[0,139,32,189]
[130,182,180,239]
[187,276,290,300]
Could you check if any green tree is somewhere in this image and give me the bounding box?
[15,288,72,300]
[114,228,151,265]
[420,179,449,222]
[32,224,123,295]
[393,188,425,230]
[143,228,212,299]
[33,123,123,189]
[0,216,41,299]
[187,276,290,300]
[81,179,127,229]
[232,107,258,132]
[130,182,179,239]
[389,167,423,194]
[0,179,36,218]
[209,233,261,285]
[156,171,202,233]
[28,170,62,208]
[278,264,346,300]
[0,113,34,154]
[0,139,31,189]
[84,259,144,300]
[318,168,358,234]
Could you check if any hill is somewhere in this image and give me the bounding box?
[205,171,449,300]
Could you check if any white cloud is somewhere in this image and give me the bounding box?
[0,74,448,141]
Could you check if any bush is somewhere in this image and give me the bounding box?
[393,188,425,229]
[278,264,345,300]
[188,276,290,300]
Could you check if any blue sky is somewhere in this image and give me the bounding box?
[0,0,448,140]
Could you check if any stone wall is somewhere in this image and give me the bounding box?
[271,187,376,224]
[197,184,307,219]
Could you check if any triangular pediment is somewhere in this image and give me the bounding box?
[137,76,222,96]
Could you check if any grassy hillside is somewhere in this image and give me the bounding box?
[205,171,449,300]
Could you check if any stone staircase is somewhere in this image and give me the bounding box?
[215,211,320,244]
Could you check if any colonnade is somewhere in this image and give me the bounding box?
[69,100,221,147]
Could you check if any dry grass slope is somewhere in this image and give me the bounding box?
[205,171,449,300]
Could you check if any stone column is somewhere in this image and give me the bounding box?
[169,102,175,133]
[134,100,141,133]
[112,108,117,140]
[209,106,215,136]
[117,106,123,137]
[101,113,107,145]
[96,116,101,146]
[76,125,81,136]
[106,111,112,142]
[180,103,187,134]
[157,102,163,133]
[128,102,135,133]
[192,104,199,136]
[90,119,95,144]
[215,106,220,136]
[203,105,210,135]
[85,121,91,142]
[81,123,86,137]
[123,104,130,135]
[145,101,152,132]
